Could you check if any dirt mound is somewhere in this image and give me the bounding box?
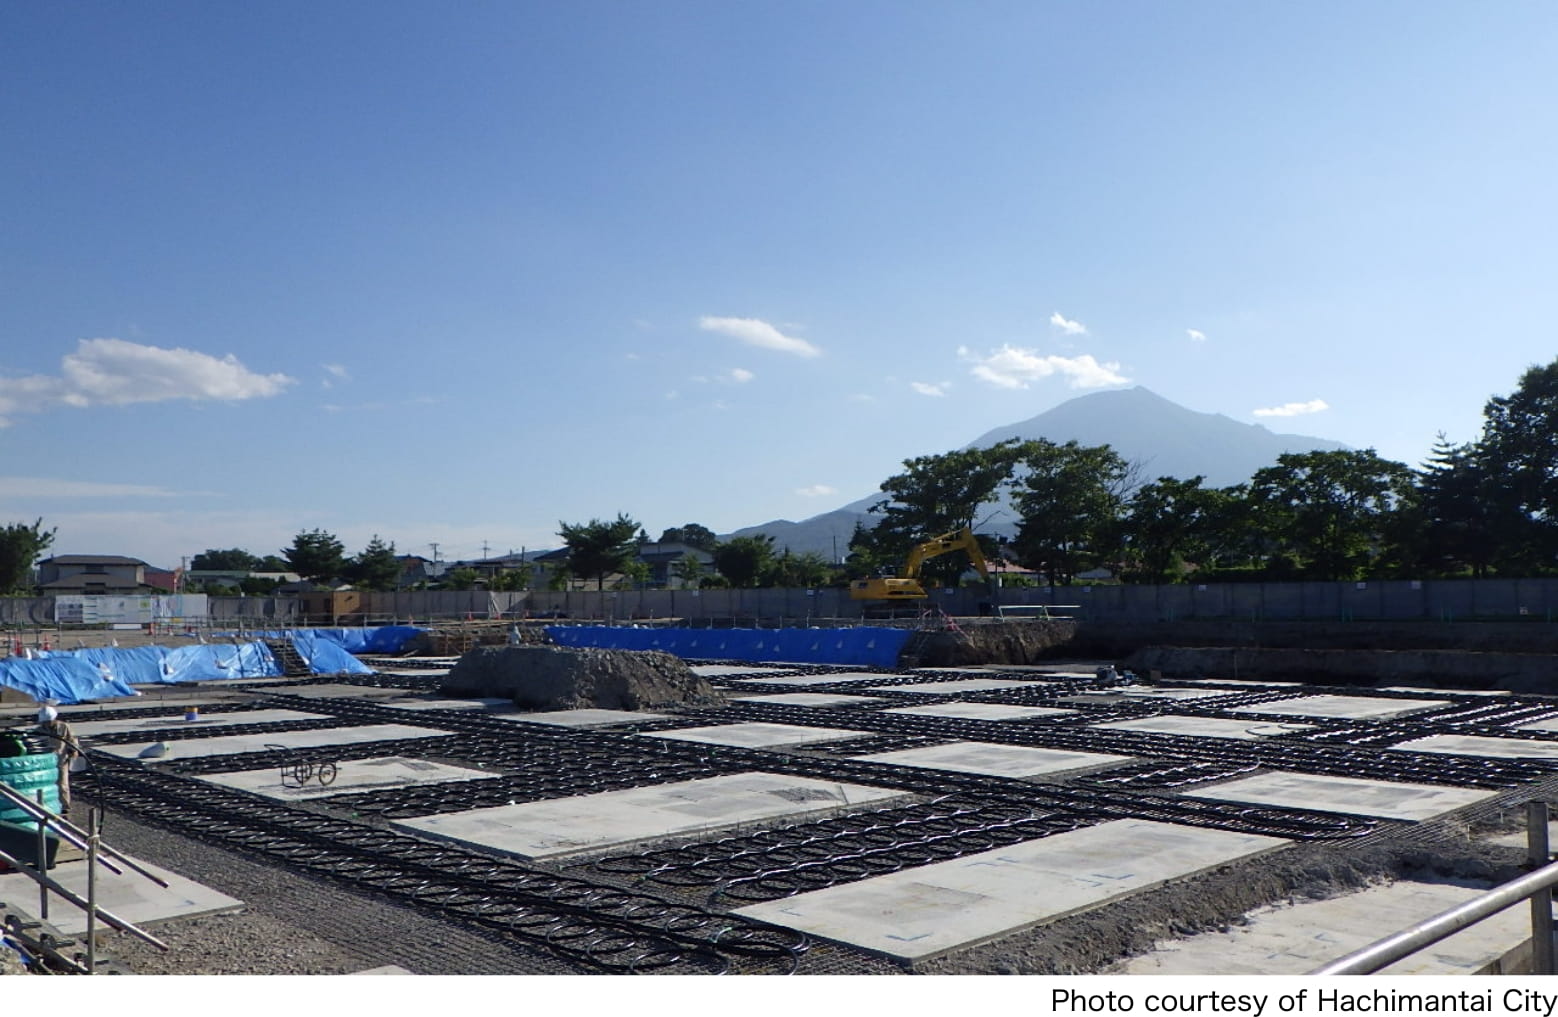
[440,645,726,711]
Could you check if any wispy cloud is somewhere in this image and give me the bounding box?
[1049,312,1087,336]
[959,345,1128,390]
[0,476,199,499]
[699,316,821,358]
[848,393,875,403]
[911,381,948,397]
[729,368,754,383]
[0,338,293,426]
[1253,399,1330,418]
[1186,329,1207,342]
[796,484,837,497]
[321,397,438,414]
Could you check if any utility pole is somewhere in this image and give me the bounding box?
[428,542,441,564]
[481,541,490,560]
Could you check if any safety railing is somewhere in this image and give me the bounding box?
[1310,801,1556,975]
[0,779,169,972]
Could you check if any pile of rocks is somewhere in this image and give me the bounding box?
[440,645,725,711]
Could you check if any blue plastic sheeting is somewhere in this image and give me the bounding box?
[71,646,173,687]
[288,632,374,675]
[228,627,423,654]
[163,643,282,683]
[0,656,137,704]
[545,626,913,668]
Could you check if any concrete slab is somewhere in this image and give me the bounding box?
[881,703,1077,722]
[394,771,905,860]
[1118,880,1531,975]
[1179,678,1292,688]
[0,855,242,936]
[732,673,898,687]
[1514,717,1558,734]
[490,708,673,727]
[96,723,454,761]
[1183,771,1496,821]
[379,697,513,712]
[734,819,1286,961]
[1389,733,1558,761]
[691,664,798,677]
[349,965,416,975]
[730,693,887,707]
[642,722,872,748]
[852,741,1131,779]
[1091,715,1316,741]
[371,667,451,677]
[908,667,998,674]
[1228,694,1451,721]
[71,708,333,739]
[864,678,1041,695]
[193,755,495,800]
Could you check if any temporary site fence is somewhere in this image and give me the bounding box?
[5,577,1558,627]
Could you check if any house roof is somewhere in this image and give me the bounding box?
[40,555,149,566]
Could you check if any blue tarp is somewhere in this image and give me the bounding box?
[0,631,375,703]
[227,626,424,654]
[545,626,913,668]
[163,643,282,683]
[0,656,137,704]
[287,632,374,675]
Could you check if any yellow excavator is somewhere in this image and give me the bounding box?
[849,527,992,606]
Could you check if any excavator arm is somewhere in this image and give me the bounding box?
[850,527,991,602]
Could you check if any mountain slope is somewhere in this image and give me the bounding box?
[727,387,1349,557]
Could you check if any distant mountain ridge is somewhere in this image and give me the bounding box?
[726,386,1349,557]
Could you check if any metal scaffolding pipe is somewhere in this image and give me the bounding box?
[0,845,170,952]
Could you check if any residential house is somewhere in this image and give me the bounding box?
[35,555,157,595]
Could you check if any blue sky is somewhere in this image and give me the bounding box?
[4,1,1556,568]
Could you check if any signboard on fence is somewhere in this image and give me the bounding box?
[55,594,209,625]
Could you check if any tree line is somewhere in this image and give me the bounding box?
[3,358,1556,594]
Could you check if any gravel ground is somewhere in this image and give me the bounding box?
[64,800,582,976]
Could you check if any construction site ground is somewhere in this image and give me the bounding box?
[1,626,1556,977]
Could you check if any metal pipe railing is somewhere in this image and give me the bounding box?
[1311,801,1557,975]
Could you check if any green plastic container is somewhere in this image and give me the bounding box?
[0,750,61,829]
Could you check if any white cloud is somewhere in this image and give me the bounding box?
[0,338,293,425]
[848,393,875,403]
[962,346,1129,390]
[796,484,837,497]
[1187,329,1207,342]
[699,316,821,358]
[0,476,195,499]
[1049,312,1087,336]
[322,363,350,380]
[1253,399,1330,418]
[911,381,948,397]
[729,368,754,383]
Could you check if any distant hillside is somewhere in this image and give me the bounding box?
[726,387,1349,557]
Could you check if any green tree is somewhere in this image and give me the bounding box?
[344,535,401,591]
[441,567,480,591]
[256,554,290,572]
[558,513,642,590]
[0,519,55,594]
[658,523,719,551]
[1470,358,1558,573]
[673,551,707,589]
[1247,450,1415,580]
[282,529,347,583]
[1008,440,1132,585]
[190,548,260,571]
[238,576,282,595]
[766,549,836,588]
[713,535,776,588]
[867,440,1027,585]
[489,566,532,591]
[1117,476,1230,584]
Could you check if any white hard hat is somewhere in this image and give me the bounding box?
[37,705,58,723]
